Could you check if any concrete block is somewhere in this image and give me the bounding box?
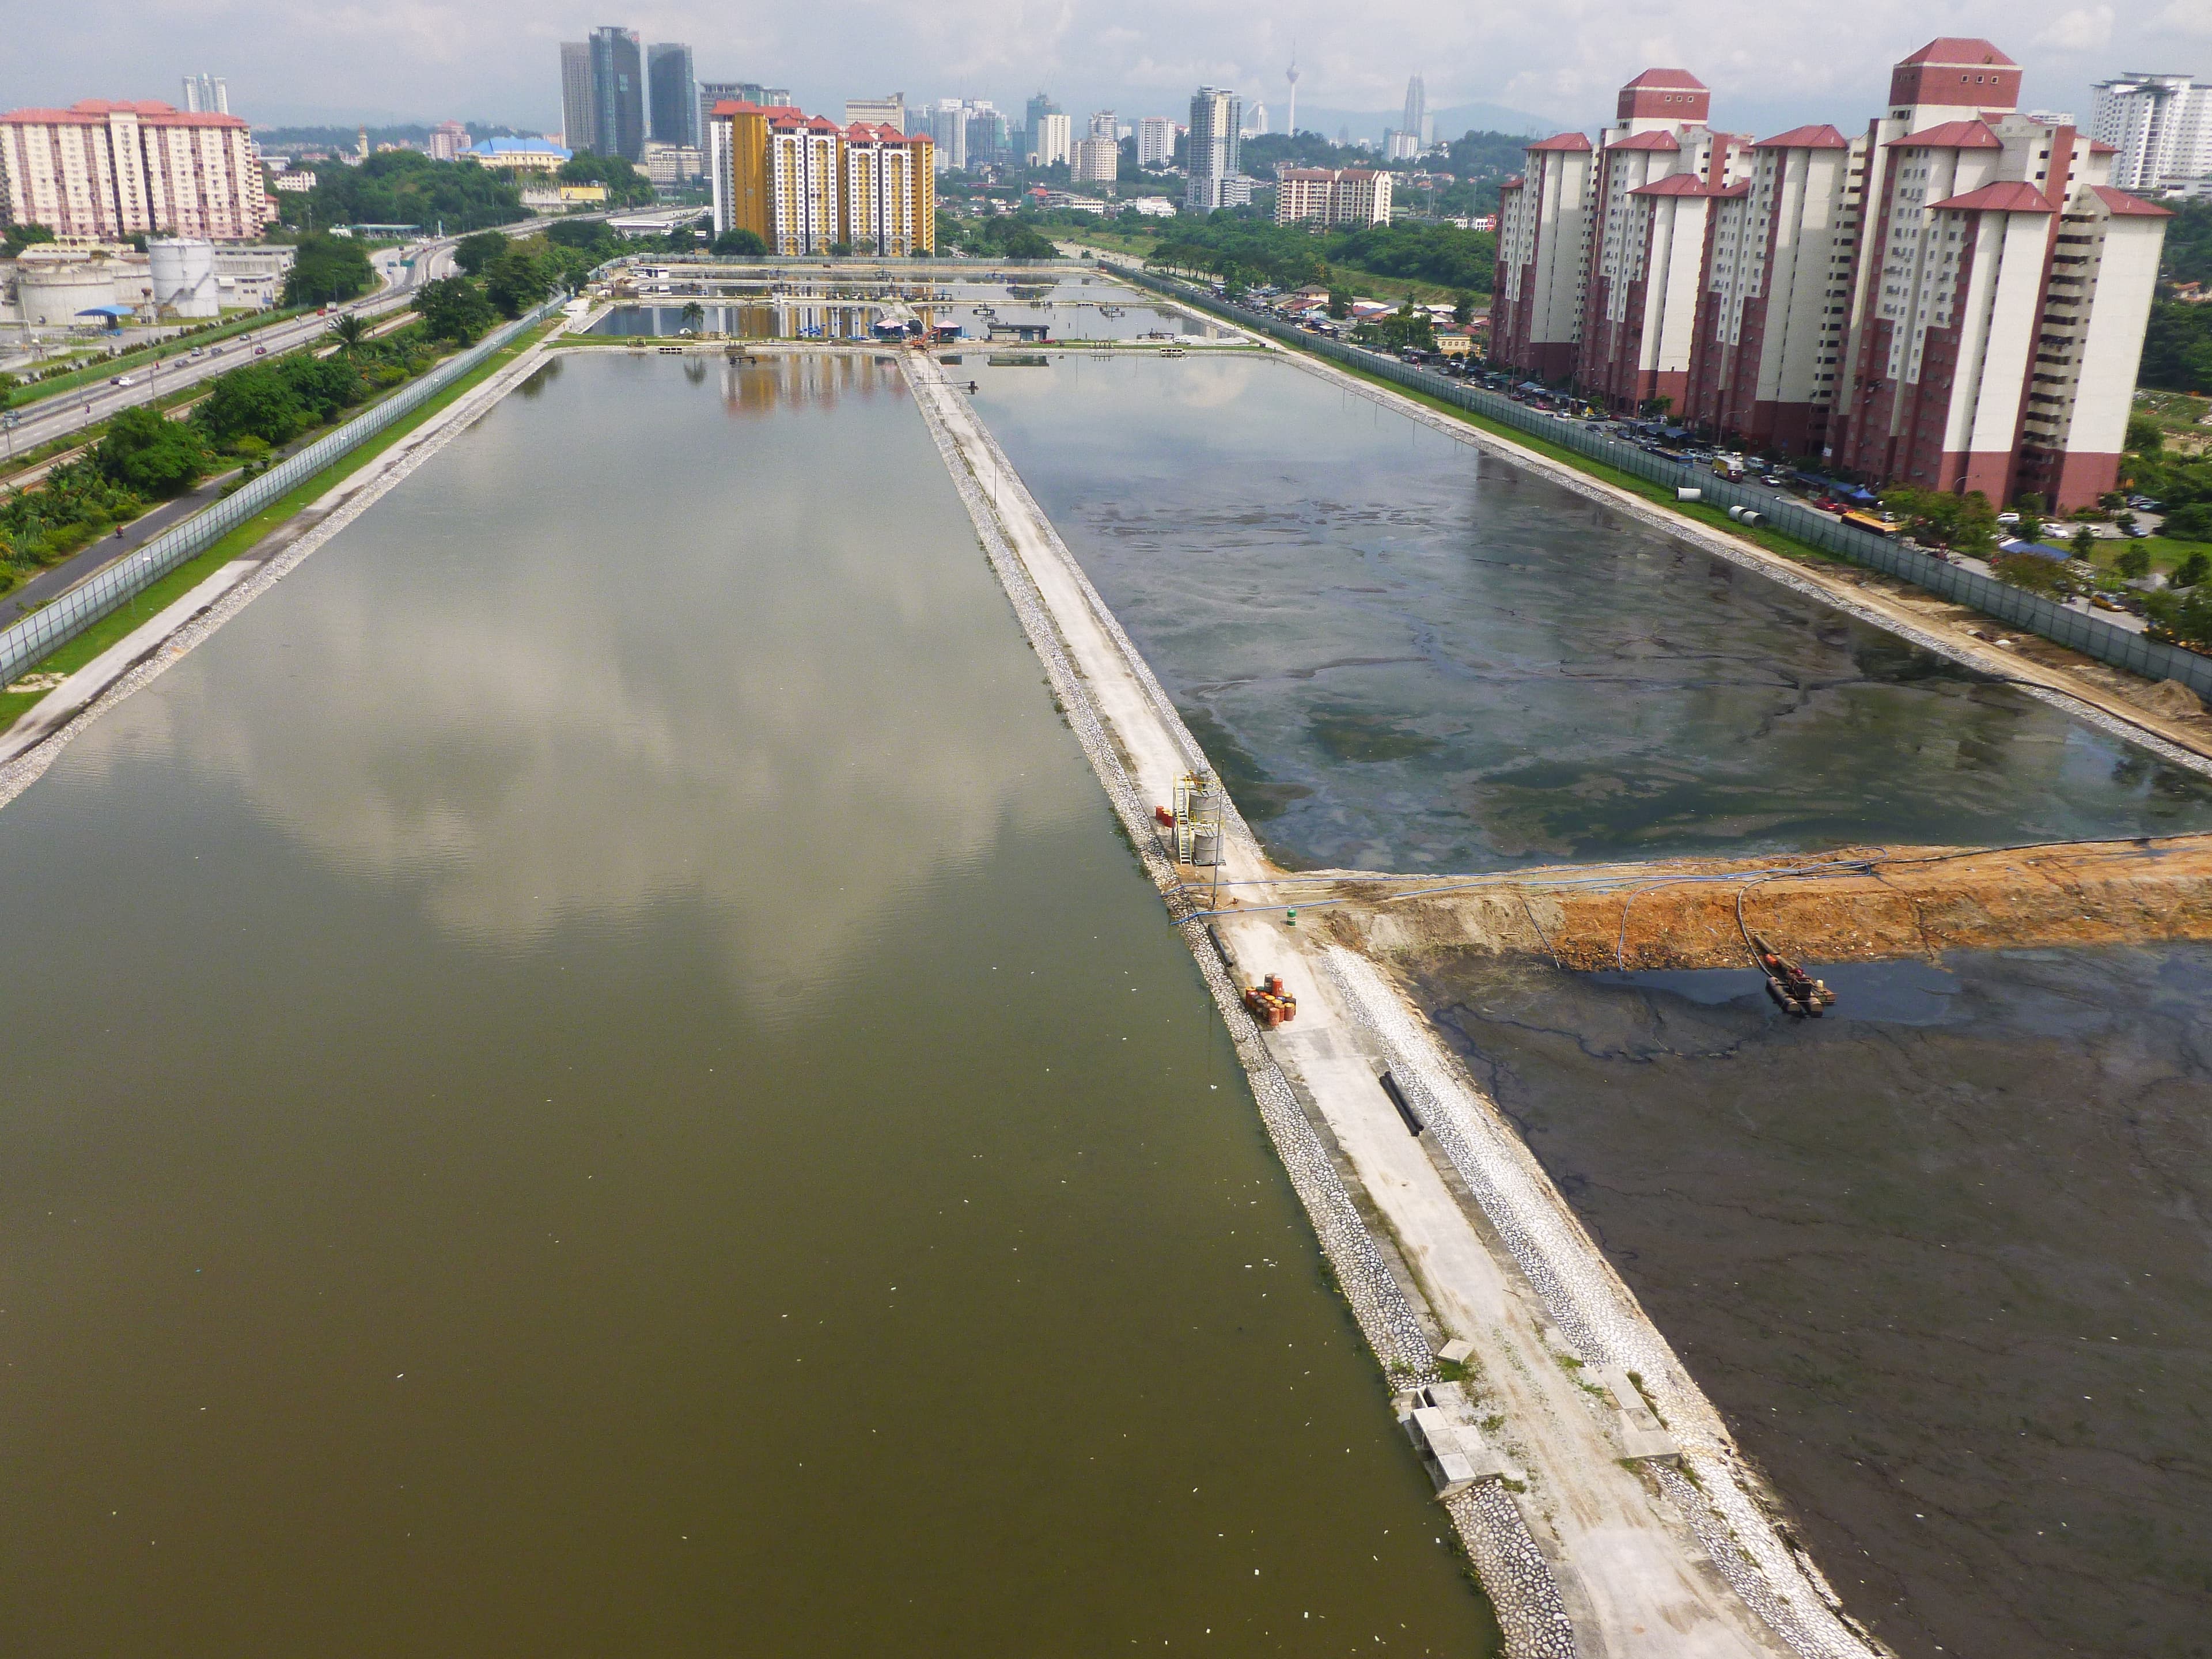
[1437,1338,1476,1365]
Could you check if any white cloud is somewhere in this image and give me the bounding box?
[2035,5,2114,52]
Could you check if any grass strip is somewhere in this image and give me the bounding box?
[0,319,553,736]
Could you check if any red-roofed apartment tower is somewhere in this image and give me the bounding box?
[1486,39,2171,510]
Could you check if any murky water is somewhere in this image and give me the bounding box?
[588,302,877,339]
[0,353,1498,1655]
[1408,946,2212,1659]
[971,353,2212,871]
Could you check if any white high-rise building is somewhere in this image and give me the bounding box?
[930,98,967,171]
[2090,73,2212,192]
[1137,116,1176,166]
[1031,111,1072,167]
[181,74,228,115]
[1243,101,1269,138]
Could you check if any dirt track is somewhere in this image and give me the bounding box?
[1247,834,2212,972]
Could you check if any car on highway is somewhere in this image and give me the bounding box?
[253,346,268,356]
[108,374,135,387]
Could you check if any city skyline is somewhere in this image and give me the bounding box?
[4,0,2195,144]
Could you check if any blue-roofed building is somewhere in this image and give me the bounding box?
[466,138,572,173]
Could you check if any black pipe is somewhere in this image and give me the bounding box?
[1379,1070,1423,1137]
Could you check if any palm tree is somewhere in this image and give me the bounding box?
[331,313,369,354]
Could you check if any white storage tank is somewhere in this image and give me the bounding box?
[149,237,220,319]
[16,263,119,327]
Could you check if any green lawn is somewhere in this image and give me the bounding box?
[1,318,554,737]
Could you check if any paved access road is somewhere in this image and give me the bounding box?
[0,217,575,461]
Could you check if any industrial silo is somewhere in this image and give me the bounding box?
[149,237,220,319]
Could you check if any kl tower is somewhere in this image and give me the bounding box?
[1285,49,1300,137]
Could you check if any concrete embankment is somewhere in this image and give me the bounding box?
[904,345,1878,1659]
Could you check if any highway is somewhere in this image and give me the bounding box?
[1,216,572,461]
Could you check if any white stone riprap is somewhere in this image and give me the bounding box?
[904,351,1579,1656]
[1323,945,1880,1659]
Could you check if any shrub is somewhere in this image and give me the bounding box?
[94,406,210,498]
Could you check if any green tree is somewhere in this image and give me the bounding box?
[3,223,56,259]
[453,230,509,276]
[193,365,308,449]
[283,233,376,306]
[713,228,767,256]
[679,301,705,331]
[94,406,208,498]
[559,150,657,207]
[414,275,497,343]
[2070,524,2097,562]
[2116,543,2153,581]
[2165,502,2212,541]
[2145,582,2212,650]
[1452,291,1476,325]
[1990,550,2067,594]
[2176,549,2210,588]
[482,242,555,317]
[2125,411,2165,454]
[1326,286,1350,320]
[329,313,369,353]
[276,150,525,236]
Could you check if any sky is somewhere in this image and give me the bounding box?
[5,0,2206,143]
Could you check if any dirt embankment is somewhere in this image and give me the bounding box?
[1272,835,2212,971]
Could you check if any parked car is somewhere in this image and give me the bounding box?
[2127,495,2162,511]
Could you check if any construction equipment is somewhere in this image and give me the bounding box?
[1749,934,1835,1018]
[1172,770,1224,867]
[1243,974,1298,1028]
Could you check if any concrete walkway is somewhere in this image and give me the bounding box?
[904,345,1880,1659]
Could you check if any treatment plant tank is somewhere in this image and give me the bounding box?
[149,237,220,319]
[1191,827,1221,866]
[16,263,119,327]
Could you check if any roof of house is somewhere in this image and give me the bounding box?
[1622,68,1707,90]
[2089,140,2118,154]
[3,98,245,128]
[1525,131,1593,152]
[1608,130,1682,151]
[469,137,570,157]
[1927,180,2055,213]
[2088,184,2172,218]
[1896,37,2017,67]
[1887,119,2002,150]
[1754,123,1851,150]
[1630,173,1714,197]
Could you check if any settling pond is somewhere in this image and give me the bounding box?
[0,352,1497,1656]
[969,353,2212,871]
[1410,945,2212,1659]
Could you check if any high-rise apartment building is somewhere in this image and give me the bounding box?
[1073,137,1120,185]
[588,27,645,161]
[846,94,906,135]
[1185,86,1244,212]
[707,100,935,255]
[1031,112,1072,168]
[1022,93,1060,163]
[1274,166,1392,226]
[2090,74,2212,192]
[561,42,596,151]
[929,100,967,172]
[180,75,228,116]
[1137,116,1176,167]
[1489,37,2172,512]
[427,119,469,161]
[0,99,276,241]
[646,43,698,149]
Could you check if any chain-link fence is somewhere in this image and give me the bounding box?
[1,297,563,689]
[1124,268,2212,700]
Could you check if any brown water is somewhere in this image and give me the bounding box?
[0,352,1498,1656]
[1411,948,2212,1659]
